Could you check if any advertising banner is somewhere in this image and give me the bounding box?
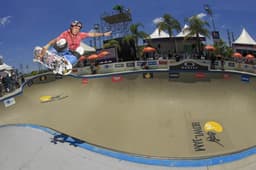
[126,62,135,67]
[169,72,180,79]
[241,75,250,82]
[112,76,123,83]
[169,60,209,71]
[143,72,153,79]
[3,97,16,107]
[114,63,125,68]
[147,61,158,66]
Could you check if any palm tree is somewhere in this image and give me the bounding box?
[213,39,233,59]
[156,14,181,53]
[113,4,125,13]
[123,23,149,60]
[185,15,210,55]
[103,39,121,51]
[103,39,121,61]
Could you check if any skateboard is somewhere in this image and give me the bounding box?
[33,46,72,75]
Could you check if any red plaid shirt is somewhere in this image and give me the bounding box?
[57,30,89,51]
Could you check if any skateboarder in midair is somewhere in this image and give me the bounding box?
[39,20,111,65]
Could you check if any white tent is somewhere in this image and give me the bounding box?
[0,63,12,71]
[176,24,205,38]
[80,42,96,52]
[149,27,170,39]
[233,28,256,45]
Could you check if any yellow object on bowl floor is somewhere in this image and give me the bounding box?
[204,121,223,133]
[39,96,52,103]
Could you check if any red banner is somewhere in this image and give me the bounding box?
[112,76,123,83]
[223,74,230,80]
[82,78,89,85]
[195,72,206,78]
[158,60,168,65]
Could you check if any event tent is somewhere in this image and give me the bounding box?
[149,27,170,39]
[232,28,256,55]
[176,24,205,38]
[0,63,12,71]
[233,28,256,45]
[80,42,96,52]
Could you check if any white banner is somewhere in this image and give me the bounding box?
[3,97,16,107]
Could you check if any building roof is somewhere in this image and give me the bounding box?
[80,42,96,52]
[233,28,256,45]
[0,63,12,71]
[149,27,170,39]
[176,24,204,38]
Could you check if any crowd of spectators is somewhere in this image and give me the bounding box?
[0,70,25,97]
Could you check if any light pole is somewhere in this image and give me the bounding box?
[93,24,100,49]
[204,4,220,44]
[204,4,216,31]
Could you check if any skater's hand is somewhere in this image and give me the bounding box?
[103,31,112,37]
[39,47,47,59]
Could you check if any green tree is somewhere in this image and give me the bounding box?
[123,23,149,60]
[113,4,125,13]
[156,14,181,53]
[103,39,121,51]
[213,39,233,59]
[185,15,210,55]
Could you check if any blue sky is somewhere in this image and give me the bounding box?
[0,0,255,72]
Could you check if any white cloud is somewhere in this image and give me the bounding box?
[153,17,163,25]
[0,16,11,26]
[196,13,207,19]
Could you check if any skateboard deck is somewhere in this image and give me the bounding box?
[33,46,72,75]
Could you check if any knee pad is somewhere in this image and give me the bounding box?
[72,46,85,58]
[75,46,85,56]
[54,38,68,52]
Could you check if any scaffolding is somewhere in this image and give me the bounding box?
[101,9,132,39]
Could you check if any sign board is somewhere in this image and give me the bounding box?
[3,97,16,107]
[241,75,250,82]
[169,60,209,71]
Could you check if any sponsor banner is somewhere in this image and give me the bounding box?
[195,72,206,78]
[114,63,124,68]
[104,64,113,69]
[112,76,123,83]
[136,61,145,67]
[214,61,219,66]
[169,72,180,79]
[4,97,16,107]
[55,74,63,79]
[212,31,220,40]
[158,60,168,65]
[72,68,78,73]
[126,62,135,67]
[169,60,208,71]
[223,74,231,80]
[228,62,235,67]
[143,72,153,79]
[243,64,250,69]
[82,78,89,85]
[39,75,47,81]
[147,61,158,66]
[241,75,250,82]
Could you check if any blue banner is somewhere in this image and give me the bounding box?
[241,75,250,82]
[147,61,157,66]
